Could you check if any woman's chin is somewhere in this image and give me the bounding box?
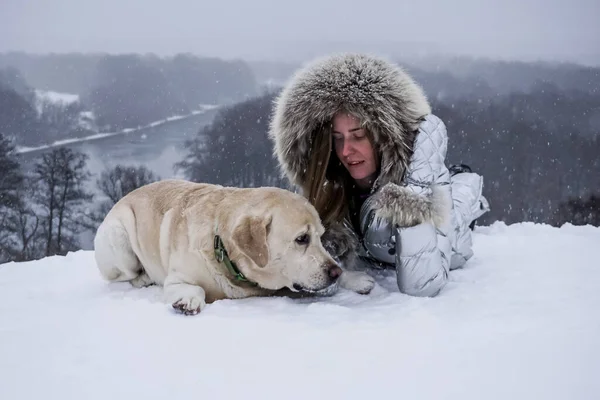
[350,170,377,188]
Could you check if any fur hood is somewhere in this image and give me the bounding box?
[268,53,432,192]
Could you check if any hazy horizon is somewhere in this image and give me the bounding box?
[1,0,599,65]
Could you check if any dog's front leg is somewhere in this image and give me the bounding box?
[164,272,207,315]
[339,270,375,295]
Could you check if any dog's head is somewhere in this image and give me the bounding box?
[230,191,342,295]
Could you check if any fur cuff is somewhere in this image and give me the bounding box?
[370,183,451,228]
[321,221,359,267]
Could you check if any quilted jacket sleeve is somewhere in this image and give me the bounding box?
[449,169,490,269]
[360,114,453,297]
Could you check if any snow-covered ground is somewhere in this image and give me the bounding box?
[0,221,598,400]
[34,89,80,112]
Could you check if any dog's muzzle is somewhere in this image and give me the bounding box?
[292,279,340,297]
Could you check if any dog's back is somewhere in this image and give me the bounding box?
[95,180,220,283]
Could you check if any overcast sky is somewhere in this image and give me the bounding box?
[1,0,599,65]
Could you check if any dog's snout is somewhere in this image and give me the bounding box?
[327,264,343,280]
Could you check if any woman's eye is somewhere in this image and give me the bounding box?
[295,234,310,245]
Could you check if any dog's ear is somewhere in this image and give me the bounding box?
[231,214,272,268]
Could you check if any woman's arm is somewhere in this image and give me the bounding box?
[359,114,454,297]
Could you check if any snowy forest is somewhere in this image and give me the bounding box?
[1,52,599,264]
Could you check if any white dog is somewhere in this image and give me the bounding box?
[94,180,375,315]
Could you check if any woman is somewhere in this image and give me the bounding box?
[268,53,490,297]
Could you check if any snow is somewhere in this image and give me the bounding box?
[33,89,80,114]
[0,221,598,400]
[77,110,97,131]
[34,89,80,105]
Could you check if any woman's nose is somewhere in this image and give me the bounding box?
[341,140,354,157]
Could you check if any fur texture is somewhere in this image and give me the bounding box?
[94,180,376,315]
[269,52,432,191]
[268,53,441,265]
[320,220,360,264]
[371,183,452,228]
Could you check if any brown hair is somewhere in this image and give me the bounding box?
[302,116,379,228]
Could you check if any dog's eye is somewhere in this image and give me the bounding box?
[295,233,310,245]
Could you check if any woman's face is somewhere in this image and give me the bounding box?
[332,112,377,189]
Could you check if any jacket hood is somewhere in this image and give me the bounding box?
[268,53,432,191]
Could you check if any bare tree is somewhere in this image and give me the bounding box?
[176,92,286,188]
[0,211,15,263]
[0,134,26,263]
[1,179,41,262]
[87,164,160,228]
[33,147,93,257]
[98,164,160,205]
[37,98,88,142]
[0,134,24,210]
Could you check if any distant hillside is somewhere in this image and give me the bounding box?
[180,65,599,226]
[247,54,600,101]
[0,71,96,147]
[0,52,101,94]
[0,52,259,98]
[401,54,600,96]
[0,52,260,132]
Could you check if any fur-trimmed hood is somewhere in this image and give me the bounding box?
[268,53,432,192]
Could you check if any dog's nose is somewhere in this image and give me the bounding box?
[327,264,342,280]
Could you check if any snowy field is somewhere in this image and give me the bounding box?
[34,89,80,110]
[1,221,598,400]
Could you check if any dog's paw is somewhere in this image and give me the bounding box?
[130,272,154,288]
[339,270,376,295]
[172,296,206,316]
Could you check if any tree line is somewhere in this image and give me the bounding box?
[0,52,259,146]
[0,135,159,264]
[1,83,598,265]
[82,53,258,131]
[0,71,91,147]
[177,82,600,228]
[1,56,599,265]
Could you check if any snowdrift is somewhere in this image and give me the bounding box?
[1,222,598,400]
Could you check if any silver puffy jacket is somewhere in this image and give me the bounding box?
[357,114,490,297]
